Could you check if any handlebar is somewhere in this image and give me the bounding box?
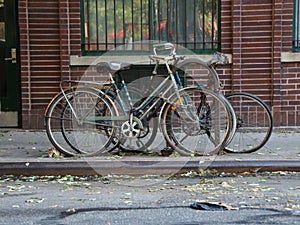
[152,43,176,56]
[151,43,230,67]
[150,54,185,62]
[207,52,229,66]
[214,52,229,64]
[150,42,185,63]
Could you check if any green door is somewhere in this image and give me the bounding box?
[0,0,20,127]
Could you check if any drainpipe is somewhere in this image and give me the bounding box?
[67,0,71,81]
[25,0,32,111]
[271,1,275,106]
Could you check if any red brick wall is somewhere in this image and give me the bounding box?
[18,0,84,128]
[222,0,274,95]
[19,0,61,128]
[275,0,300,126]
[221,0,298,127]
[18,0,299,128]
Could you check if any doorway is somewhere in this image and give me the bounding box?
[0,0,20,127]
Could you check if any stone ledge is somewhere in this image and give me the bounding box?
[0,111,18,127]
[70,54,232,66]
[281,52,300,63]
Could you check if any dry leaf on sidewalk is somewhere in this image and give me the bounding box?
[48,147,63,158]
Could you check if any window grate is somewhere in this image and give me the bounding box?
[81,0,220,55]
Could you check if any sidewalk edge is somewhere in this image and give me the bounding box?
[0,160,299,176]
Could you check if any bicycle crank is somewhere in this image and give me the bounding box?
[121,121,141,138]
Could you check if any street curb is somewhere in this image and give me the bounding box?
[0,159,299,176]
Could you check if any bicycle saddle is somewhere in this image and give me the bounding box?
[96,62,131,73]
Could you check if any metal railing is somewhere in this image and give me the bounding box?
[81,0,220,55]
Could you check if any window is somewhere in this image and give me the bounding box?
[294,0,300,52]
[81,0,220,55]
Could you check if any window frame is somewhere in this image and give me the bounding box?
[80,0,221,56]
[293,0,300,52]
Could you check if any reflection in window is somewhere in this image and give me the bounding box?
[0,23,4,40]
[82,0,220,55]
[0,0,4,40]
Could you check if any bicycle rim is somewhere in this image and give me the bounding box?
[45,87,117,156]
[224,92,273,153]
[161,87,233,156]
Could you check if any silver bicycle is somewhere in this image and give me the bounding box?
[44,43,236,156]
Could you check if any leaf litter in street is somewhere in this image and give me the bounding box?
[0,172,299,213]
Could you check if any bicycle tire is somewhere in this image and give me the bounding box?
[161,87,235,156]
[224,92,273,153]
[45,87,118,156]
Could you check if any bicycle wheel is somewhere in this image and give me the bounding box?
[224,92,273,153]
[45,87,118,156]
[161,87,235,156]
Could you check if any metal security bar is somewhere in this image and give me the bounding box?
[294,0,300,51]
[81,0,220,55]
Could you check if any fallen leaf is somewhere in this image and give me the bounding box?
[124,200,133,206]
[48,148,63,158]
[25,197,46,204]
[64,208,77,215]
[258,179,267,183]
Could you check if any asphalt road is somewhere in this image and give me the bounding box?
[0,172,299,225]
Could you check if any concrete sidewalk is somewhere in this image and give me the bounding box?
[0,129,299,176]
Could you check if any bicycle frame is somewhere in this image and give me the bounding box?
[45,43,238,156]
[59,53,206,134]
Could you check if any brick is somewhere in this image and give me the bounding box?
[17,0,300,128]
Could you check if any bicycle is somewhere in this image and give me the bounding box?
[174,52,273,153]
[44,43,236,156]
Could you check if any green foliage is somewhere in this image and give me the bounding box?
[85,0,149,43]
[83,0,219,52]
